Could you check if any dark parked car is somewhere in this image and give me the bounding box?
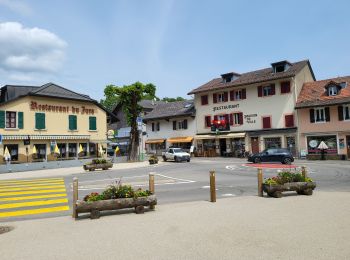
[247,148,294,164]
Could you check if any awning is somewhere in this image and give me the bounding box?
[145,139,165,144]
[3,135,90,140]
[194,135,215,140]
[167,137,193,143]
[194,133,245,139]
[224,133,245,138]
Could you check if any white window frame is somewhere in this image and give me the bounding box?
[234,90,242,100]
[314,108,326,123]
[328,86,338,96]
[178,120,185,130]
[233,113,240,125]
[217,93,225,103]
[5,110,17,129]
[343,105,350,120]
[263,86,272,96]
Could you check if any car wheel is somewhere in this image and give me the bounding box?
[254,157,261,163]
[174,156,179,162]
[187,158,190,162]
[162,156,167,162]
[283,157,292,165]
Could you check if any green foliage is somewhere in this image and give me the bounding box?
[264,170,314,185]
[83,192,105,202]
[100,84,120,111]
[91,159,107,164]
[161,97,186,102]
[134,188,152,198]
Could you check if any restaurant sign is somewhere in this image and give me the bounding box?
[212,104,239,112]
[30,101,95,115]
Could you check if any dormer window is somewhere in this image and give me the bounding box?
[221,72,241,83]
[328,86,338,96]
[271,60,291,73]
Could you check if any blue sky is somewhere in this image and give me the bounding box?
[0,0,349,101]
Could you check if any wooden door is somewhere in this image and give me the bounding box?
[251,137,259,154]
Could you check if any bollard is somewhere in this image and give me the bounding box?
[257,168,263,197]
[149,173,155,209]
[301,166,307,179]
[72,177,78,219]
[209,170,216,202]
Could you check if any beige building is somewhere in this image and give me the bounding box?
[0,83,109,163]
[188,60,315,157]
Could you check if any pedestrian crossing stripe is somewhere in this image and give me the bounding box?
[0,193,67,202]
[0,206,70,218]
[0,198,68,209]
[0,181,64,188]
[0,179,64,185]
[0,189,66,197]
[0,184,65,192]
[0,178,63,183]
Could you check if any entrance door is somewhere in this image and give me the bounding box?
[219,139,226,156]
[347,136,350,159]
[251,137,259,154]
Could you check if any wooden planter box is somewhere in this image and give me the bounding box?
[83,162,113,171]
[75,195,157,219]
[263,182,316,198]
[149,158,158,165]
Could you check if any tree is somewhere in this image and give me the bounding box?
[106,82,157,161]
[161,96,186,102]
[100,85,120,111]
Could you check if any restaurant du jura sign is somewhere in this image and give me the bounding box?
[30,101,95,115]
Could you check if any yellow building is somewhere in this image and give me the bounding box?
[0,83,109,163]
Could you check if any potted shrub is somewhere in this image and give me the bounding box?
[74,181,157,219]
[83,158,113,171]
[148,154,158,165]
[263,170,316,198]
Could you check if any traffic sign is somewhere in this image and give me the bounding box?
[0,134,2,145]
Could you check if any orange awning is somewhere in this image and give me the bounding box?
[167,137,193,143]
[145,139,165,144]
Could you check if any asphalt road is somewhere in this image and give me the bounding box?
[2,157,350,222]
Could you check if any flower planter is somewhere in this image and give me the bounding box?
[75,195,157,219]
[83,162,113,171]
[263,182,316,198]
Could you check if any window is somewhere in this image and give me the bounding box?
[235,90,242,100]
[280,81,291,94]
[213,92,228,103]
[263,86,272,96]
[173,121,177,130]
[275,65,285,73]
[178,119,188,130]
[285,114,294,127]
[4,144,18,161]
[89,116,97,130]
[218,93,225,102]
[262,116,271,129]
[156,122,160,131]
[152,122,155,131]
[264,138,281,149]
[310,108,330,123]
[229,112,243,125]
[230,89,246,101]
[69,115,77,130]
[258,84,275,97]
[68,143,77,157]
[35,113,46,130]
[328,86,338,96]
[343,105,350,120]
[35,144,46,159]
[201,95,208,105]
[6,111,16,128]
[205,116,211,128]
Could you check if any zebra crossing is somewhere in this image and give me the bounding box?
[0,177,69,220]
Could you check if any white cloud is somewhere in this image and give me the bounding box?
[0,22,67,77]
[0,0,33,16]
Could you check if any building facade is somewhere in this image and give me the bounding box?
[188,60,315,157]
[143,101,196,155]
[296,76,350,159]
[0,83,108,163]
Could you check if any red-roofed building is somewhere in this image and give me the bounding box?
[296,76,350,159]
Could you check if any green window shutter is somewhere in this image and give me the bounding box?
[69,115,77,130]
[18,112,24,129]
[89,116,97,130]
[35,113,45,130]
[0,110,5,128]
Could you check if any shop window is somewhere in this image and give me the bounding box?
[262,116,271,129]
[35,144,46,159]
[4,144,18,161]
[57,143,67,158]
[68,143,77,157]
[35,113,46,130]
[6,111,16,128]
[89,116,97,130]
[69,115,77,130]
[264,138,281,149]
[79,143,87,157]
[307,136,337,154]
[280,81,291,94]
[89,143,96,156]
[201,95,208,105]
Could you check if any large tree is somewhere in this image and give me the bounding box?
[100,84,121,111]
[106,82,156,161]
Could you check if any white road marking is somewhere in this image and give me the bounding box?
[201,186,210,189]
[221,193,236,197]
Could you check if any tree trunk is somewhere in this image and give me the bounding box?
[128,94,140,161]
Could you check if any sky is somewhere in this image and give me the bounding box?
[0,0,350,101]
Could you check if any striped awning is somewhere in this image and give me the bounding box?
[3,135,91,140]
[145,139,165,144]
[167,137,193,143]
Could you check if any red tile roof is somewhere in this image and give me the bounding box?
[188,60,314,95]
[296,76,350,108]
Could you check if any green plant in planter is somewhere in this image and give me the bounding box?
[264,170,313,185]
[84,192,105,202]
[134,188,152,198]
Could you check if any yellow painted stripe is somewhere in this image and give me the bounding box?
[0,181,64,188]
[0,185,65,192]
[0,206,70,218]
[0,193,67,202]
[0,178,63,185]
[0,189,66,197]
[0,198,68,209]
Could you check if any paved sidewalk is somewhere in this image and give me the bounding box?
[0,161,157,180]
[1,191,349,260]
